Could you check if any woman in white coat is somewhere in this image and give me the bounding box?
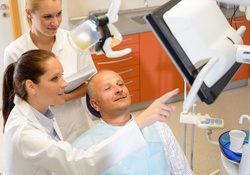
[2,49,180,175]
[4,0,96,143]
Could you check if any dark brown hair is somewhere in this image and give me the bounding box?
[2,49,56,129]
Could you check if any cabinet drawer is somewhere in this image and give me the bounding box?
[130,90,140,104]
[123,76,139,92]
[94,53,139,70]
[111,65,139,79]
[119,33,139,46]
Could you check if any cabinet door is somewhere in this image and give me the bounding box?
[140,32,184,102]
[228,16,250,81]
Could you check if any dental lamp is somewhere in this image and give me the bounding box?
[68,0,131,58]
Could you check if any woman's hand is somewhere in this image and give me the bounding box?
[135,88,179,130]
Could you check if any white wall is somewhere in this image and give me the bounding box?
[17,0,168,33]
[66,0,168,18]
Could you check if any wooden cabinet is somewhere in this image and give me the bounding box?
[91,34,140,104]
[228,16,250,82]
[139,32,184,102]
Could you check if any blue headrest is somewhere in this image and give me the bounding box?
[86,93,101,118]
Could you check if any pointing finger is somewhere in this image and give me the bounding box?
[159,88,179,104]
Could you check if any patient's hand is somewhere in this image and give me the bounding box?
[135,88,179,130]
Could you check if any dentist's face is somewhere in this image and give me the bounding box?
[28,0,62,36]
[29,57,68,112]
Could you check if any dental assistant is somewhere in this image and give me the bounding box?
[2,49,178,175]
[3,0,95,143]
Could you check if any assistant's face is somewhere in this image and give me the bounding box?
[31,57,67,111]
[29,0,62,36]
[92,71,131,115]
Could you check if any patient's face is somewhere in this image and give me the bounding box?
[91,70,131,116]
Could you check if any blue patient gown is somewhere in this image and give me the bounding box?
[72,118,171,175]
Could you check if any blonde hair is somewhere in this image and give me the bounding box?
[25,0,40,27]
[25,0,62,27]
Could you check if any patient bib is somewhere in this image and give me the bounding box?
[73,118,170,175]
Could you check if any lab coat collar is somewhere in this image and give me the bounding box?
[30,106,63,141]
[51,29,64,56]
[14,96,64,140]
[14,96,44,127]
[26,29,63,56]
[53,118,64,140]
[27,31,39,50]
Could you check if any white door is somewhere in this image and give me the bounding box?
[0,0,13,110]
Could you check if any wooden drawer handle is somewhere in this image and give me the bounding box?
[117,69,133,75]
[97,57,132,65]
[124,80,133,85]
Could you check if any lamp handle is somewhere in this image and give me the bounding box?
[102,37,131,58]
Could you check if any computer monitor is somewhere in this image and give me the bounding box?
[144,0,243,110]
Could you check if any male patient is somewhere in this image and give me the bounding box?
[72,70,194,175]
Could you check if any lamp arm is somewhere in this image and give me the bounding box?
[106,0,122,24]
[182,56,219,113]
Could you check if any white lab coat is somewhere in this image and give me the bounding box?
[4,29,97,142]
[3,97,146,175]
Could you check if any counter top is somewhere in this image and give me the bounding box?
[69,6,156,35]
[69,5,246,36]
[112,7,157,35]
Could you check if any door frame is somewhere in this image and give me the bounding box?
[8,0,21,39]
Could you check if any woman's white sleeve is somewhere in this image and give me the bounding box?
[19,120,146,175]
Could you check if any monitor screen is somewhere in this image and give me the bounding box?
[144,0,242,106]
